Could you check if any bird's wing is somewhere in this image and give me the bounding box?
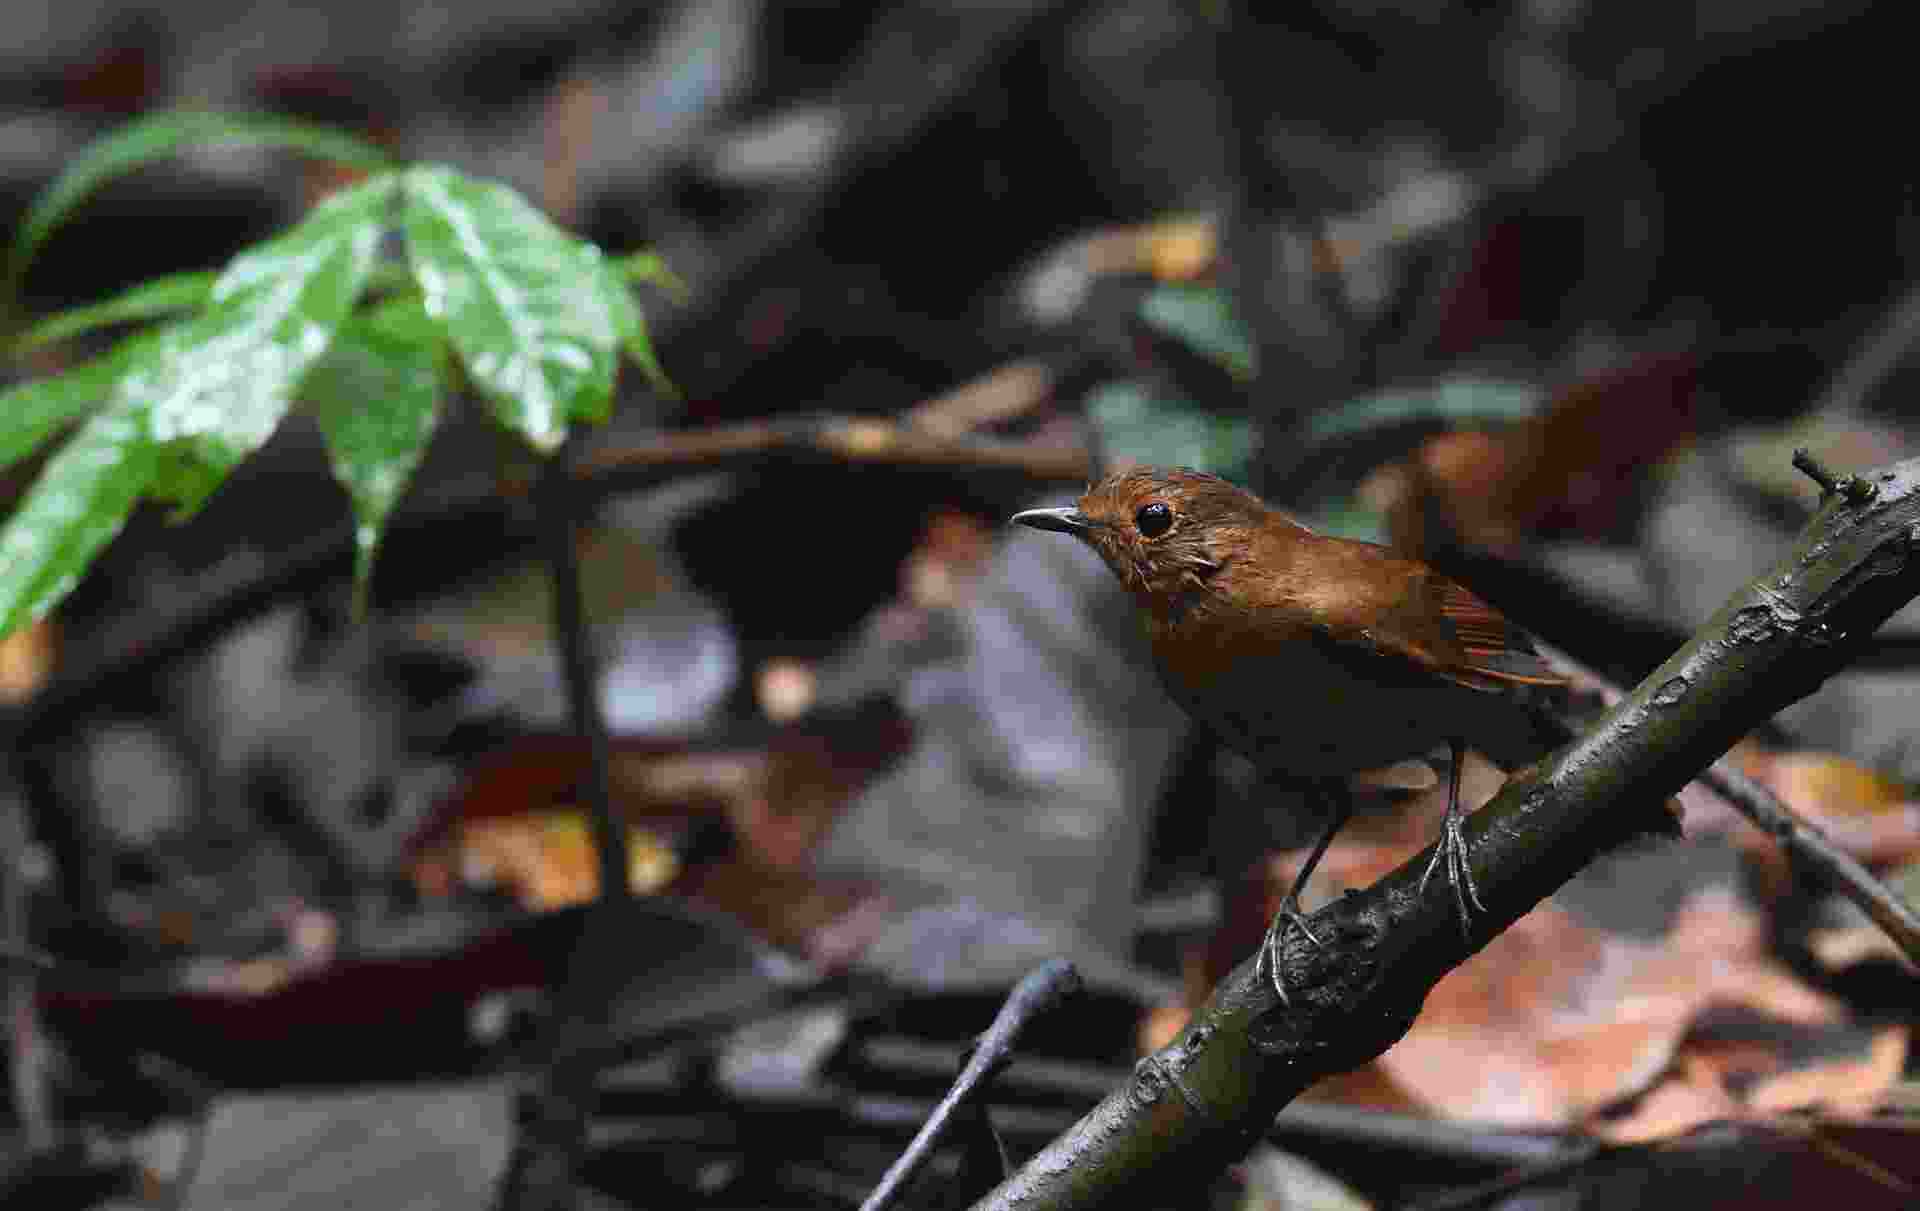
[1238,531,1567,694]
[1318,570,1566,694]
[1417,576,1565,691]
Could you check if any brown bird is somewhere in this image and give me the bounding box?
[1013,467,1566,998]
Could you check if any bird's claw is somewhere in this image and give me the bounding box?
[1256,895,1327,1005]
[1418,806,1485,939]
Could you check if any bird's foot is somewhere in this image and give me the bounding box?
[1256,894,1328,1006]
[1417,804,1486,939]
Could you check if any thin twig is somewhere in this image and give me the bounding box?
[1271,1102,1577,1170]
[955,1100,1013,1205]
[1810,277,1920,417]
[860,959,1082,1211]
[903,359,1058,438]
[1421,1116,1915,1211]
[543,455,627,907]
[2,777,54,1157]
[1404,1140,1606,1211]
[1536,644,1920,969]
[1699,760,1920,963]
[578,416,1091,492]
[1768,1118,1913,1196]
[164,1111,212,1211]
[493,448,633,1211]
[135,1053,218,1211]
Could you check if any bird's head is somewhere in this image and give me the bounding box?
[1012,467,1286,609]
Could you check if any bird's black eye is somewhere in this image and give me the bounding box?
[1135,501,1174,538]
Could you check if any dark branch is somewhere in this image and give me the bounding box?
[854,1036,1585,1170]
[543,455,627,908]
[969,453,1920,1211]
[493,447,634,1211]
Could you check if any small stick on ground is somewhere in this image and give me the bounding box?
[861,959,1082,1211]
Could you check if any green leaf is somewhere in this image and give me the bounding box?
[613,249,689,301]
[1304,378,1541,447]
[401,164,619,451]
[363,259,420,297]
[1139,284,1255,377]
[602,263,678,400]
[1085,381,1253,482]
[129,173,394,512]
[0,327,163,471]
[0,177,398,635]
[0,400,157,635]
[1304,500,1388,544]
[147,443,231,520]
[14,270,216,353]
[307,295,445,606]
[6,110,393,290]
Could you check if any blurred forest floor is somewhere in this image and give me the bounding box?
[5,2,1920,1208]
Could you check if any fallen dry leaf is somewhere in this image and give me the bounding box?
[453,812,680,909]
[902,510,994,609]
[1588,1023,1909,1145]
[671,855,887,968]
[1807,858,1920,971]
[1077,216,1218,281]
[1808,925,1916,971]
[756,658,816,722]
[1367,882,1868,1129]
[1184,763,1873,1133]
[1754,750,1910,816]
[414,702,912,894]
[1140,1003,1189,1056]
[0,617,56,702]
[1746,1025,1909,1118]
[1588,1062,1744,1145]
[1378,350,1698,558]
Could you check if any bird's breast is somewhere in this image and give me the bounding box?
[1147,612,1462,776]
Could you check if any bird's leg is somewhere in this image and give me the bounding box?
[1418,738,1485,938]
[1258,779,1353,1004]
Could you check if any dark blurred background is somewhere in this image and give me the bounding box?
[6,2,1920,1209]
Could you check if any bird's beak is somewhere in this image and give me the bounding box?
[1011,506,1095,537]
